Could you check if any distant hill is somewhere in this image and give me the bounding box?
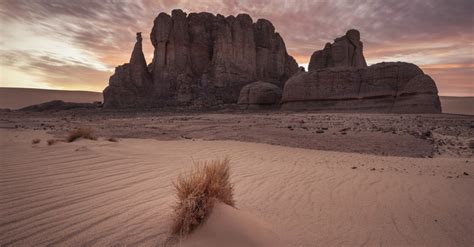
[0,87,102,109]
[440,96,474,115]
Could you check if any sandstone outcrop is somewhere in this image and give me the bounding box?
[103,33,152,108]
[103,9,298,108]
[282,62,442,113]
[308,29,367,71]
[283,30,441,113]
[238,81,282,108]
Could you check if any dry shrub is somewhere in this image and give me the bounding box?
[107,137,119,142]
[67,127,97,142]
[171,158,234,237]
[47,139,58,146]
[32,138,41,144]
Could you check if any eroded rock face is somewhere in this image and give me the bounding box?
[238,81,282,108]
[308,29,367,71]
[103,33,152,108]
[103,9,298,108]
[282,62,442,113]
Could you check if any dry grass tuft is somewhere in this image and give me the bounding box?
[171,158,234,237]
[107,137,119,142]
[32,138,41,144]
[47,139,58,146]
[66,127,97,142]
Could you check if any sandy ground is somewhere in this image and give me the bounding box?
[1,129,473,246]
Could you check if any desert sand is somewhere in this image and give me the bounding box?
[0,88,102,109]
[441,96,474,115]
[1,127,473,246]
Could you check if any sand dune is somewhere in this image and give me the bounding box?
[0,129,473,246]
[179,203,282,246]
[0,87,102,109]
[440,96,474,115]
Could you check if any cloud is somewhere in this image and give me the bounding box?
[1,50,110,91]
[422,65,474,96]
[0,0,473,95]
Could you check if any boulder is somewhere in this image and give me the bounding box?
[282,62,442,113]
[308,29,367,71]
[238,81,282,108]
[103,9,298,108]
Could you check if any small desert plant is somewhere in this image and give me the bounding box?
[66,127,97,142]
[32,138,41,144]
[107,137,119,142]
[47,139,58,146]
[171,158,235,237]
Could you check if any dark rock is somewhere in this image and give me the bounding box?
[103,32,152,108]
[308,29,367,71]
[421,131,433,139]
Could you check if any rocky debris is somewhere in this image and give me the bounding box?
[20,100,99,112]
[238,81,282,108]
[282,62,442,113]
[103,9,298,108]
[308,29,367,71]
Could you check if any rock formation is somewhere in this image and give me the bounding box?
[238,81,282,108]
[103,9,298,108]
[103,33,152,108]
[103,14,441,113]
[282,30,441,113]
[308,29,367,71]
[282,62,442,113]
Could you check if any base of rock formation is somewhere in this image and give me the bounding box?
[281,62,442,113]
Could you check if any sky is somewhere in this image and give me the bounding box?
[0,0,473,96]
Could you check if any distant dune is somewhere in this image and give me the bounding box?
[440,96,474,115]
[0,87,102,109]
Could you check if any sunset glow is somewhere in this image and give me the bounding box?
[1,0,473,96]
